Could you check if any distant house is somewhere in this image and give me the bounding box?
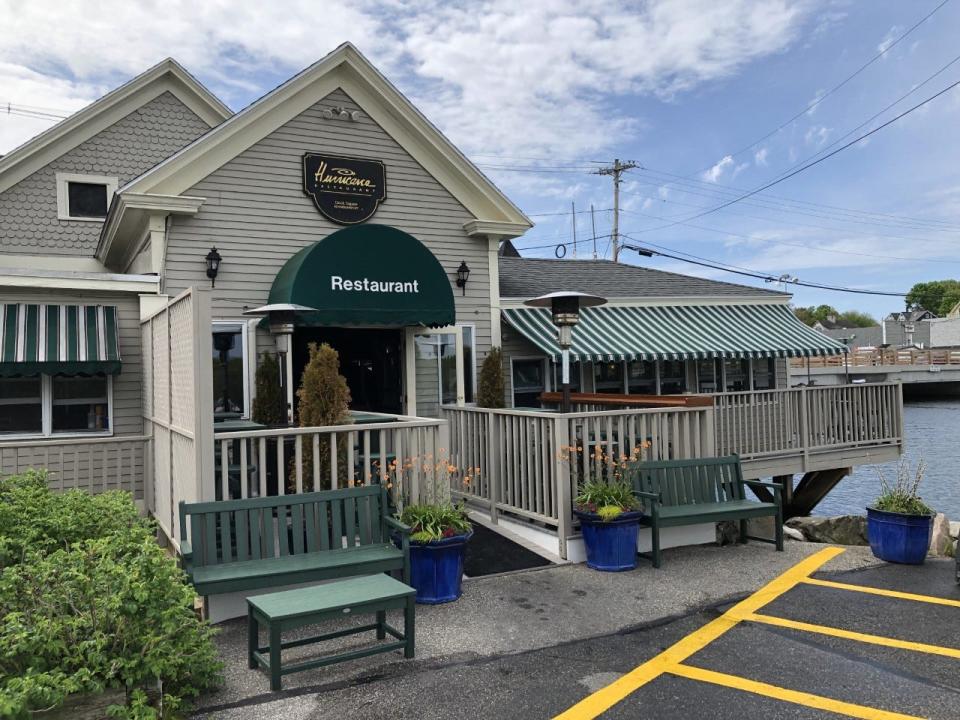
[812,314,857,332]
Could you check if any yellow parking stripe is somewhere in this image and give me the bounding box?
[743,612,960,659]
[802,576,960,608]
[552,547,845,720]
[667,664,924,720]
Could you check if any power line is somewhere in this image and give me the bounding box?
[696,0,953,171]
[631,77,960,235]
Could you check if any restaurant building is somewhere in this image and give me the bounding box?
[0,43,861,521]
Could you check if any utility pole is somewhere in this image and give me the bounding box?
[595,158,637,262]
[571,201,577,258]
[590,204,597,259]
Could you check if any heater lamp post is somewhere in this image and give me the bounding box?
[524,291,606,413]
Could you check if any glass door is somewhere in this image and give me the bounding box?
[404,327,464,417]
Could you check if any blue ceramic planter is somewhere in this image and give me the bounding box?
[404,531,473,604]
[575,510,642,572]
[867,507,933,565]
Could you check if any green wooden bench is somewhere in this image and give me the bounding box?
[627,454,783,568]
[178,485,410,604]
[247,574,415,691]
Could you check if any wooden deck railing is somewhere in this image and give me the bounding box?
[212,414,445,503]
[443,382,903,558]
[0,434,148,500]
[794,348,960,369]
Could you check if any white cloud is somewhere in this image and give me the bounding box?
[731,161,750,179]
[702,155,734,182]
[0,0,813,159]
[877,25,901,55]
[753,147,769,165]
[804,124,832,147]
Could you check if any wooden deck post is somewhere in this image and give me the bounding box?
[487,411,499,524]
[553,415,572,560]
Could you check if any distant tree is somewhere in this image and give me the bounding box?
[477,347,505,408]
[793,305,875,328]
[251,352,285,425]
[905,280,960,317]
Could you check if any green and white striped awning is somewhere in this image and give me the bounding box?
[0,304,121,377]
[502,303,846,362]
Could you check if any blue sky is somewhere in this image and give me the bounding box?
[1,0,958,320]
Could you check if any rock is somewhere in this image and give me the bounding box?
[949,521,959,540]
[716,520,739,546]
[785,515,868,545]
[929,513,953,557]
[783,525,805,542]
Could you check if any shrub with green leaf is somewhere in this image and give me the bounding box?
[399,503,472,543]
[574,480,641,521]
[0,472,221,718]
[873,458,933,516]
[476,347,505,408]
[251,352,285,425]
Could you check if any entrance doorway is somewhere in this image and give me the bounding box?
[292,328,403,415]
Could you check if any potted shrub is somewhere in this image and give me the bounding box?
[398,503,473,604]
[574,480,643,571]
[867,458,934,565]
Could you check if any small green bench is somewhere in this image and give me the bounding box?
[178,485,410,607]
[627,454,783,568]
[247,574,415,691]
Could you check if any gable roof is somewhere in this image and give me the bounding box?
[0,59,231,194]
[498,257,785,301]
[117,43,531,231]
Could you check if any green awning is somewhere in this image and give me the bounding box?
[0,303,121,377]
[268,224,455,327]
[502,303,846,361]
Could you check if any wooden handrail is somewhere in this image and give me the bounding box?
[539,391,714,408]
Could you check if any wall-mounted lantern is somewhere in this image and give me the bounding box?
[455,260,470,296]
[205,246,222,287]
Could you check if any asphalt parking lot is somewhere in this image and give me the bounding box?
[193,548,960,719]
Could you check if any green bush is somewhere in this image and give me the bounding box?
[574,480,640,521]
[0,472,221,718]
[399,503,472,543]
[476,347,505,408]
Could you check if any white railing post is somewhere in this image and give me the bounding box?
[487,410,499,524]
[553,414,572,560]
[799,385,810,471]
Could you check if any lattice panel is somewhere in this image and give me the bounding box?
[171,432,198,541]
[168,295,195,432]
[153,426,172,538]
[151,314,170,423]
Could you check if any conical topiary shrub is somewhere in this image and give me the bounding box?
[477,347,505,408]
[251,352,285,426]
[292,343,353,490]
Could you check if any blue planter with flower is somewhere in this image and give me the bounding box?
[575,510,642,571]
[406,531,473,604]
[867,507,933,565]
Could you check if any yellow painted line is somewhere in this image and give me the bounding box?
[743,611,960,659]
[552,546,846,720]
[667,664,924,720]
[802,576,960,608]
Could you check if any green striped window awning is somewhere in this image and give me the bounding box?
[502,303,847,362]
[0,304,121,377]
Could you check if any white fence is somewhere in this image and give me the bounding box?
[212,414,447,505]
[141,288,214,546]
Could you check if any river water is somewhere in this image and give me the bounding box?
[815,399,960,518]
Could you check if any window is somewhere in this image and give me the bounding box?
[0,375,111,437]
[697,358,720,393]
[460,325,476,404]
[212,323,249,419]
[723,358,749,392]
[659,360,687,394]
[752,358,776,390]
[55,173,118,221]
[512,359,546,407]
[628,360,657,395]
[551,360,582,393]
[593,361,625,394]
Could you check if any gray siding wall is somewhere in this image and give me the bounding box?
[0,289,142,434]
[164,88,493,365]
[501,324,548,406]
[0,92,210,256]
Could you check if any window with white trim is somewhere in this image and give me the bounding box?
[0,375,111,437]
[212,322,250,419]
[55,173,118,221]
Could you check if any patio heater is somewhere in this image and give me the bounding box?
[242,303,318,424]
[524,291,606,413]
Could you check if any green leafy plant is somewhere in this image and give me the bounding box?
[399,503,472,543]
[574,479,640,521]
[0,473,222,718]
[251,352,285,425]
[476,347,505,408]
[872,458,933,516]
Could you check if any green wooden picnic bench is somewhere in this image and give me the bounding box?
[627,454,783,568]
[178,485,410,606]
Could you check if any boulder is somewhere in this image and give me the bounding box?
[783,525,805,542]
[716,520,739,546]
[949,520,959,540]
[785,515,868,545]
[929,513,954,557]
